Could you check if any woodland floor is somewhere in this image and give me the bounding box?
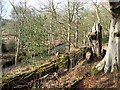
[2,57,120,89]
[2,44,120,89]
[41,60,120,89]
[2,58,49,79]
[75,62,120,89]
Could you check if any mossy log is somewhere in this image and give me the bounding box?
[70,46,94,67]
[2,54,69,90]
[68,76,84,90]
[2,46,92,90]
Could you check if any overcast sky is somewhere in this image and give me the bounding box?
[2,0,103,19]
[3,0,40,19]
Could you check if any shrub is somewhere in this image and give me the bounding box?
[2,39,16,53]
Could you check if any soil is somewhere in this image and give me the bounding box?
[2,50,120,89]
[41,60,120,89]
[76,66,120,88]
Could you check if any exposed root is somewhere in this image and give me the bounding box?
[96,60,105,72]
[96,57,119,73]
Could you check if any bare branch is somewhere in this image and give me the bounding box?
[9,0,18,15]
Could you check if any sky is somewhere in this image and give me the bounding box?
[2,0,103,19]
[2,0,40,19]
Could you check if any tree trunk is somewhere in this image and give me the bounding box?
[0,36,1,85]
[96,0,120,73]
[67,0,71,54]
[92,0,102,55]
[97,24,102,55]
[75,0,79,48]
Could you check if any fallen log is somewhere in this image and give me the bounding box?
[68,76,84,90]
[2,54,69,90]
[2,46,92,90]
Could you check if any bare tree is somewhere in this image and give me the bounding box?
[0,0,6,46]
[75,0,79,48]
[49,0,56,48]
[92,0,101,23]
[92,0,102,55]
[0,1,2,85]
[0,0,6,61]
[0,0,7,85]
[0,1,2,56]
[67,0,71,54]
[9,0,28,66]
[0,0,7,18]
[96,0,120,73]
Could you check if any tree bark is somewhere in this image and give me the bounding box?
[92,0,102,55]
[96,0,120,73]
[67,0,71,54]
[97,24,102,55]
[75,0,79,48]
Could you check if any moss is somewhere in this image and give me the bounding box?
[2,54,69,89]
[102,34,109,44]
[68,77,84,90]
[23,72,34,79]
[95,83,104,88]
[91,65,100,76]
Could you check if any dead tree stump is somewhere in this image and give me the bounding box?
[87,23,102,56]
